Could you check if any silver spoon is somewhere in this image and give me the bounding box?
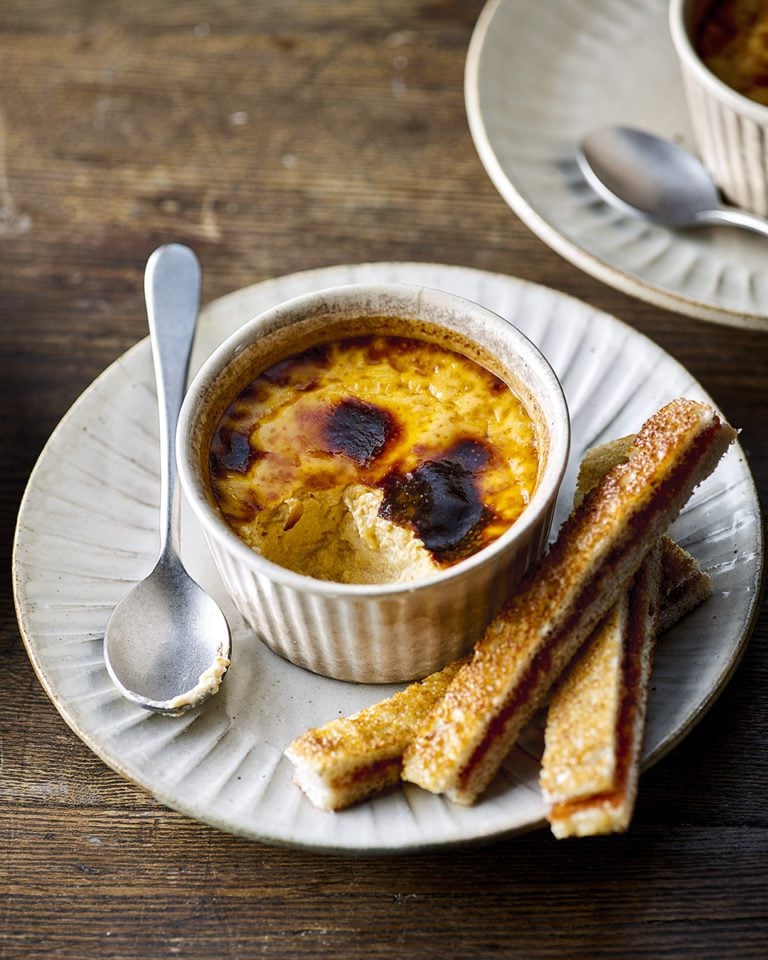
[578,125,768,238]
[104,244,231,716]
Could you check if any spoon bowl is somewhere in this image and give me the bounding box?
[104,244,231,716]
[578,126,768,238]
[105,557,230,714]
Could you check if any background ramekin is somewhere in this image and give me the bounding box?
[670,0,768,216]
[177,283,569,683]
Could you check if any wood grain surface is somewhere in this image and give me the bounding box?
[2,2,767,958]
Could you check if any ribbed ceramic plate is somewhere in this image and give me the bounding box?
[13,263,762,853]
[466,0,768,330]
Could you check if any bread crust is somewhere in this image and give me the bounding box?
[401,399,736,805]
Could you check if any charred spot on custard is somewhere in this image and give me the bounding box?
[379,440,496,563]
[324,397,399,466]
[209,425,263,477]
[444,437,493,471]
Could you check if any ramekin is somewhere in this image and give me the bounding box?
[670,0,768,216]
[177,283,569,683]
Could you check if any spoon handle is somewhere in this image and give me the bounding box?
[696,205,768,239]
[144,244,202,559]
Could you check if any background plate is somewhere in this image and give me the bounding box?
[13,263,762,853]
[466,0,768,330]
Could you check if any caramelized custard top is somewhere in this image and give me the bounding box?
[210,334,539,582]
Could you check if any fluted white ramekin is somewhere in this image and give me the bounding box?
[670,0,768,216]
[177,283,569,683]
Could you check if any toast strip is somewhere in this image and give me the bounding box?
[284,658,466,810]
[541,544,661,837]
[401,399,736,805]
[540,438,710,837]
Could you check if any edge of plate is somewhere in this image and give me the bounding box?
[464,0,768,332]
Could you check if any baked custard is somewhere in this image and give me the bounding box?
[210,334,539,584]
[696,0,768,106]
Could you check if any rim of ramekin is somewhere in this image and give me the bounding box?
[670,0,768,123]
[177,282,570,600]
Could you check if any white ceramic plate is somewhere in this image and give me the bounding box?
[13,263,762,853]
[466,0,768,330]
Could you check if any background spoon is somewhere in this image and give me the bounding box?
[104,244,231,716]
[578,125,768,238]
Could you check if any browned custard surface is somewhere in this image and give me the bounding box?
[210,334,539,584]
[697,0,768,105]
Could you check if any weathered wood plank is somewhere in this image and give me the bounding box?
[1,2,766,958]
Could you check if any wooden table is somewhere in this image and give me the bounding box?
[3,3,766,957]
